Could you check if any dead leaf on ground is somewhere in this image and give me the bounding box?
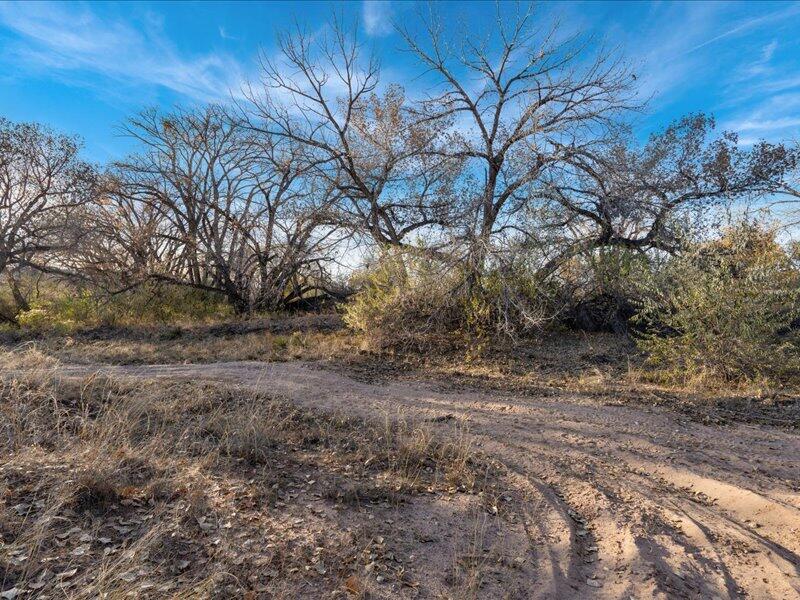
[344,574,364,595]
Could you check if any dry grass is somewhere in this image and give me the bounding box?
[337,330,638,393]
[4,323,792,596]
[43,329,357,366]
[5,314,797,429]
[0,348,522,599]
[333,331,800,427]
[12,311,798,428]
[0,313,359,366]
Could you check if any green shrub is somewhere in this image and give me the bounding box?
[343,247,557,350]
[635,224,800,386]
[14,289,95,332]
[12,282,232,331]
[343,249,450,349]
[100,284,232,325]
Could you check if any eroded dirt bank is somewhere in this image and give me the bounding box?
[61,361,800,599]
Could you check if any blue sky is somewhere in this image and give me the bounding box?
[1,1,799,163]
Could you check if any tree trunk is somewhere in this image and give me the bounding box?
[228,293,251,315]
[7,272,30,314]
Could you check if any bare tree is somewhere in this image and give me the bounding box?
[75,171,174,295]
[244,22,460,252]
[0,118,94,316]
[400,5,636,278]
[98,106,341,313]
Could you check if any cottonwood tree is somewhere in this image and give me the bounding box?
[774,140,800,228]
[400,5,636,278]
[536,114,798,276]
[0,118,94,316]
[102,107,341,313]
[244,23,460,252]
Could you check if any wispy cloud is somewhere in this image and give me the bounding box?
[218,26,237,41]
[715,13,800,144]
[736,116,800,133]
[686,15,774,54]
[723,92,800,144]
[621,2,720,106]
[733,39,779,81]
[611,1,800,143]
[362,0,393,37]
[682,6,798,56]
[761,39,779,62]
[0,1,249,104]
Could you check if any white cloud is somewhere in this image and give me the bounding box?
[723,93,800,144]
[218,26,237,41]
[607,1,800,146]
[716,20,800,144]
[0,1,249,104]
[736,116,800,133]
[681,8,792,56]
[362,0,393,37]
[731,40,778,81]
[612,2,723,106]
[761,39,779,62]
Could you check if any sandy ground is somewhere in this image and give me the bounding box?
[59,360,800,599]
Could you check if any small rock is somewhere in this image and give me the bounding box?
[11,504,29,515]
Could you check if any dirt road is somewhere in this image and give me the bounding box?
[62,360,800,599]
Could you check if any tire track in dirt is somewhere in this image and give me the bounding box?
[58,360,800,599]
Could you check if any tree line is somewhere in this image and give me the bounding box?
[1,9,798,326]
